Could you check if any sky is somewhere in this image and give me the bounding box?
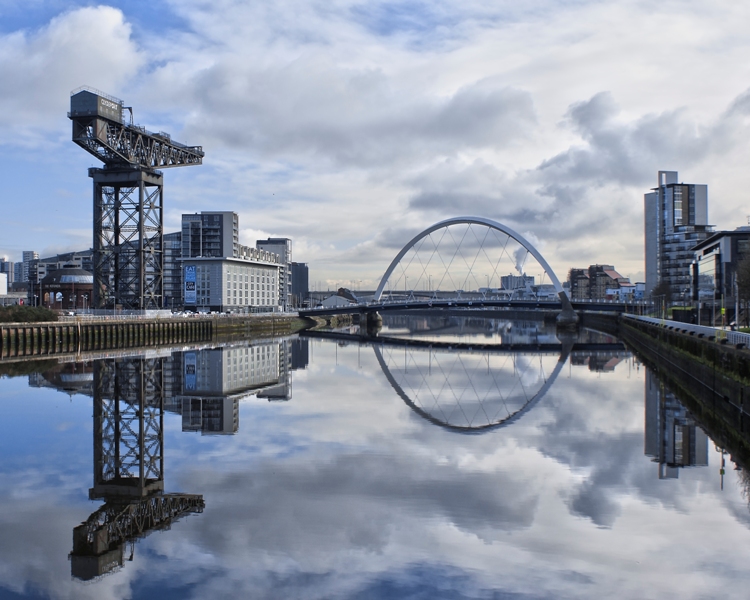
[2,0,750,288]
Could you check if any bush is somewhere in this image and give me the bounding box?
[0,305,58,323]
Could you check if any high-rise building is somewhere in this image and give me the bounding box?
[291,261,309,308]
[0,258,13,284]
[256,238,292,310]
[21,251,38,282]
[181,212,239,259]
[645,171,712,299]
[163,231,182,309]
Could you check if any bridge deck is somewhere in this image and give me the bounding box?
[299,299,646,317]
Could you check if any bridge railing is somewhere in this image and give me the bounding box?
[623,314,750,347]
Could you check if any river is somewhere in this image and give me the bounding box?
[0,314,748,599]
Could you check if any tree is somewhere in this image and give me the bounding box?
[648,279,672,318]
[650,279,671,302]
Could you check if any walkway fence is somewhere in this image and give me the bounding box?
[623,314,750,347]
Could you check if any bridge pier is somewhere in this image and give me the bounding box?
[360,311,382,335]
[556,292,579,330]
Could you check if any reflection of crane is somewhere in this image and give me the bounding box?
[69,87,204,310]
[70,357,204,580]
[71,494,204,580]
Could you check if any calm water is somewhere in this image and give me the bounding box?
[1,315,749,599]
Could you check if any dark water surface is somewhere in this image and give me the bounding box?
[1,315,749,599]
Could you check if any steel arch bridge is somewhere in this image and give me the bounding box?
[372,216,573,311]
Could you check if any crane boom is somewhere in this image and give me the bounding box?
[69,87,203,170]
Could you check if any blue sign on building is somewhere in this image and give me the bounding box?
[184,265,196,304]
[184,352,196,391]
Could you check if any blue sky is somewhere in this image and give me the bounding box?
[2,0,750,286]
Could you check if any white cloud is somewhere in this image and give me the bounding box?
[0,6,142,142]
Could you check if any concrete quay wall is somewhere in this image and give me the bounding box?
[0,314,312,361]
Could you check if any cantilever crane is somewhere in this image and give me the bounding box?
[69,87,204,310]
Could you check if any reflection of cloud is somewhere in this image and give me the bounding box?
[185,451,540,556]
[568,480,621,528]
[5,340,750,598]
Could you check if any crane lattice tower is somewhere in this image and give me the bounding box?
[69,87,203,310]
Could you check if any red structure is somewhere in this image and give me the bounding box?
[40,266,93,310]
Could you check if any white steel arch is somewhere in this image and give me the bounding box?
[374,216,566,302]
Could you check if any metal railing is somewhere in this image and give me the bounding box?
[623,314,750,346]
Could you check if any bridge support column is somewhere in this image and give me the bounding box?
[556,292,579,330]
[361,311,382,335]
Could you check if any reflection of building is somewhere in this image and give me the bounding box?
[28,363,95,397]
[644,370,708,479]
[173,338,308,433]
[645,170,713,299]
[570,355,624,372]
[182,397,239,435]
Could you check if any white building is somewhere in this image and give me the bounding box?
[179,211,284,312]
[257,238,292,310]
[182,247,281,312]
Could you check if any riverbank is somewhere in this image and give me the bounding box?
[582,312,750,470]
[0,313,314,361]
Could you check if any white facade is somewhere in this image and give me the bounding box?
[256,238,292,310]
[183,251,281,312]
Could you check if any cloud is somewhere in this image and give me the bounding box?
[0,6,142,142]
[181,69,536,168]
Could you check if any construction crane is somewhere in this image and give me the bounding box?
[69,87,204,310]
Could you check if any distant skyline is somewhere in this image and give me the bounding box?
[2,1,750,288]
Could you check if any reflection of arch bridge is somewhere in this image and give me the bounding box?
[300,217,642,319]
[303,331,628,432]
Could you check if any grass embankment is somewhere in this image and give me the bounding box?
[0,306,58,323]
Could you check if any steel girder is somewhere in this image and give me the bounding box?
[92,168,163,310]
[72,116,203,170]
[92,358,164,499]
[71,493,204,579]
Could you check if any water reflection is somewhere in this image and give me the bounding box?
[3,319,750,598]
[169,338,309,434]
[64,338,312,579]
[70,358,204,580]
[307,314,629,432]
[645,370,709,479]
